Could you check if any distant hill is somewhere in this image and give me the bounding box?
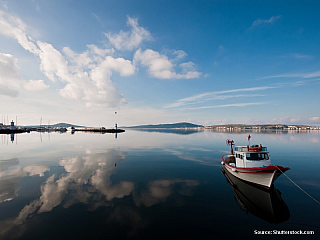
[124,122,203,129]
[50,123,85,128]
[22,123,85,128]
[130,128,201,135]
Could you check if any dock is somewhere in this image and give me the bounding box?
[74,128,125,133]
[0,129,30,134]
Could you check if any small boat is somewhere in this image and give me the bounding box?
[221,137,290,189]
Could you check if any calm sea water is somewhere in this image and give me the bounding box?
[0,130,319,239]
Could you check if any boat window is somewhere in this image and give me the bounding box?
[246,153,269,161]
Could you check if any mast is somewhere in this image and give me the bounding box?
[226,139,234,155]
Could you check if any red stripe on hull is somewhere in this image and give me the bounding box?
[222,155,290,188]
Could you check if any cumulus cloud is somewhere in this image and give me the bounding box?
[0,11,137,107]
[105,16,152,50]
[250,15,281,29]
[0,52,49,94]
[134,49,201,79]
[0,53,22,82]
[37,41,70,82]
[0,11,201,106]
[0,53,22,97]
[37,42,133,107]
[38,43,135,107]
[23,80,49,91]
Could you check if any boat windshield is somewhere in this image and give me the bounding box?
[246,153,269,161]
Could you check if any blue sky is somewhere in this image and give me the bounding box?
[0,0,319,127]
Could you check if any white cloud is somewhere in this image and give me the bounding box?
[0,85,19,97]
[0,53,21,82]
[270,116,320,125]
[0,11,136,108]
[259,70,320,80]
[0,12,201,108]
[182,102,267,110]
[0,53,23,97]
[0,10,40,54]
[134,49,201,79]
[303,71,320,78]
[52,46,133,107]
[62,45,115,69]
[309,117,320,122]
[250,15,281,29]
[23,80,49,91]
[174,50,187,59]
[37,41,70,82]
[105,16,152,50]
[279,53,313,60]
[165,86,275,108]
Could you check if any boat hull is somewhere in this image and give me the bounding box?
[222,155,289,189]
[221,166,290,224]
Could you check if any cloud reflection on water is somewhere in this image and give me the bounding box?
[133,179,199,207]
[0,147,201,239]
[0,158,24,203]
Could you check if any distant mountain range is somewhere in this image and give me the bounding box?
[124,122,203,129]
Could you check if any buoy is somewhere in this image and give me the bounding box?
[221,161,225,165]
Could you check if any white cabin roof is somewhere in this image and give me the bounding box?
[234,145,268,153]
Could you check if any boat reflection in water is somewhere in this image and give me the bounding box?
[222,166,290,224]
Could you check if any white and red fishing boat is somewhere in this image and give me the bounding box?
[221,136,290,189]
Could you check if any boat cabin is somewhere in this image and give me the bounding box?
[232,145,271,168]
